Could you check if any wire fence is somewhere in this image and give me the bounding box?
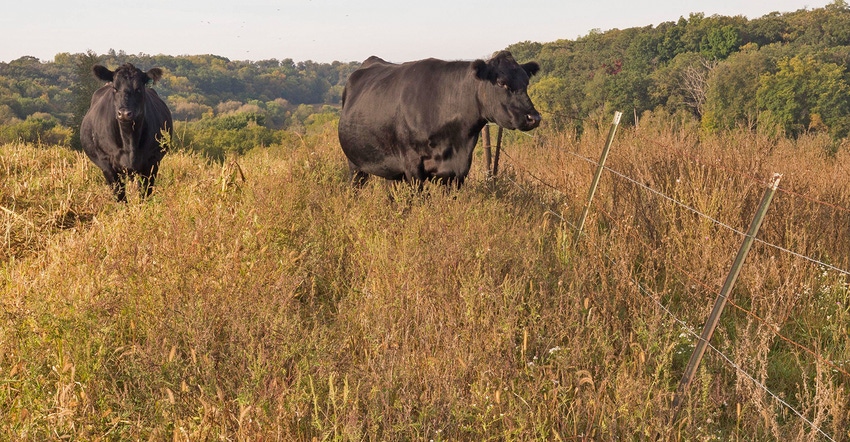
[485,120,850,441]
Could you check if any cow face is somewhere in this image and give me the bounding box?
[473,51,541,131]
[93,63,163,125]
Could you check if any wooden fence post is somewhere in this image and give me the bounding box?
[669,173,783,423]
[573,111,622,243]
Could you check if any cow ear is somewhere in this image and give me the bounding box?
[92,65,114,83]
[472,59,497,83]
[522,62,540,77]
[146,68,163,85]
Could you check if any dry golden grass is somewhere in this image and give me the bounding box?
[1,120,848,440]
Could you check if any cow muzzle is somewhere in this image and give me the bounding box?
[117,109,135,122]
[524,112,542,130]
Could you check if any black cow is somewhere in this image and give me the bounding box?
[81,63,173,201]
[338,50,541,186]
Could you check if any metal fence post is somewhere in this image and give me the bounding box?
[492,126,504,177]
[482,125,492,178]
[669,173,783,423]
[574,111,622,243]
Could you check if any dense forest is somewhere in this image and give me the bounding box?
[510,0,850,149]
[2,1,850,155]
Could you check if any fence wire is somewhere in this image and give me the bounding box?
[631,130,850,216]
[561,148,850,279]
[500,140,850,379]
[490,129,848,441]
[589,197,850,382]
[629,276,837,442]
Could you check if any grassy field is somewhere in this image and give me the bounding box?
[1,119,849,440]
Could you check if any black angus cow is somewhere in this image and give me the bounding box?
[81,63,173,201]
[338,50,541,186]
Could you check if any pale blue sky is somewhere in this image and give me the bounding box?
[0,0,833,63]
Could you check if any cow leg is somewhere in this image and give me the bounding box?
[404,161,429,191]
[138,174,153,199]
[348,160,370,187]
[405,176,425,192]
[139,164,159,199]
[101,168,127,202]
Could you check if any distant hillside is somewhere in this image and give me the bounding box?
[2,1,850,151]
[0,51,359,126]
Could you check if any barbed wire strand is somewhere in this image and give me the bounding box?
[628,273,837,442]
[589,199,850,381]
[508,112,848,200]
[501,143,850,379]
[630,129,850,216]
[558,148,850,278]
[501,137,850,278]
[495,172,577,231]
[493,158,835,441]
[509,123,850,217]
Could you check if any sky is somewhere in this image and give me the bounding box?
[0,0,834,64]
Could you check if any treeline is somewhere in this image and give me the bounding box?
[0,50,359,155]
[510,0,850,151]
[0,50,359,124]
[3,1,850,155]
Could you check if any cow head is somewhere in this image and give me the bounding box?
[93,63,163,170]
[473,51,541,131]
[93,63,162,126]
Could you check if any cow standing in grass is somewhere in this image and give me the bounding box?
[338,50,541,187]
[81,63,173,202]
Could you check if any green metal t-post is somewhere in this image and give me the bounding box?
[574,111,622,244]
[669,173,783,422]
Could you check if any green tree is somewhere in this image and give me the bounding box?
[702,45,770,131]
[0,112,71,145]
[701,25,741,59]
[746,12,790,47]
[528,75,578,128]
[69,51,103,150]
[505,41,544,63]
[756,54,850,140]
[656,19,688,63]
